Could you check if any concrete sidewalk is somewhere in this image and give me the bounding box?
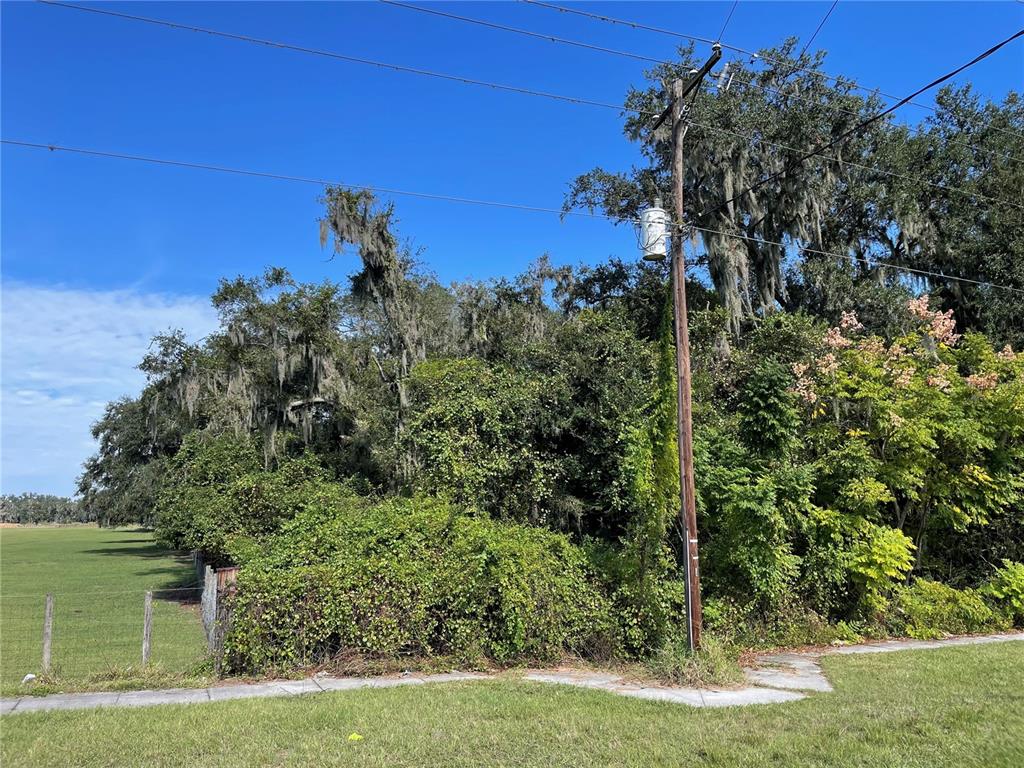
[3,631,1021,715]
[741,630,1024,694]
[0,671,489,715]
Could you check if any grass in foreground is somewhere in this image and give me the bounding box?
[3,642,1022,767]
[0,526,209,695]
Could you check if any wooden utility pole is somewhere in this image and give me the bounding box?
[670,76,702,652]
[647,45,719,652]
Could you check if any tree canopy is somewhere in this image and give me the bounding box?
[73,42,1024,658]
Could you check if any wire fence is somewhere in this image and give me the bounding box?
[1,587,209,687]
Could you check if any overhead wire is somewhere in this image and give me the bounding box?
[36,0,638,114]
[4,138,1022,296]
[521,0,1024,142]
[0,139,615,222]
[716,0,740,41]
[39,0,1022,210]
[377,0,657,66]
[377,0,1020,166]
[794,0,840,62]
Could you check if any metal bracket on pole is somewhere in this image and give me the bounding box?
[651,44,721,138]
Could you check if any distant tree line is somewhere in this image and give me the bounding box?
[0,494,91,525]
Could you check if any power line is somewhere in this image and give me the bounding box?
[375,4,1022,206]
[377,0,657,66]
[684,118,1023,210]
[716,1,740,41]
[771,0,840,91]
[795,0,840,62]
[700,26,1024,220]
[696,223,1024,294]
[379,0,1019,165]
[0,139,613,222]
[5,138,1022,296]
[521,0,1024,141]
[37,0,637,114]
[35,1,1022,209]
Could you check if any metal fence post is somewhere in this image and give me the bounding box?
[142,590,153,665]
[42,593,54,673]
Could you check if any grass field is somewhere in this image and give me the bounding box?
[0,526,209,695]
[3,643,1022,767]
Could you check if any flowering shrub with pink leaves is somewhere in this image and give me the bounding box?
[697,301,1023,632]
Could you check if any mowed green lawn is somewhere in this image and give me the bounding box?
[0,526,208,695]
[3,643,1023,768]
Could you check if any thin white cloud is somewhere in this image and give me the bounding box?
[1,283,218,496]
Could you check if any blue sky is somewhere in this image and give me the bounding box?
[2,1,1023,495]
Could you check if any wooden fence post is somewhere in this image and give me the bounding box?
[42,593,54,673]
[142,591,153,666]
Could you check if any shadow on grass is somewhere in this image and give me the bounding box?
[84,542,173,559]
[83,538,200,605]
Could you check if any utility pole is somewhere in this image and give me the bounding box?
[646,45,720,652]
[671,74,702,652]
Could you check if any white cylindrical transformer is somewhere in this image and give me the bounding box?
[640,203,668,261]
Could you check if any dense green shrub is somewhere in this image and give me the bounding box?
[89,258,1024,664]
[405,310,658,540]
[223,495,617,673]
[850,525,915,613]
[984,560,1024,626]
[702,595,860,649]
[405,358,557,521]
[887,579,1008,639]
[694,308,1023,630]
[155,434,338,565]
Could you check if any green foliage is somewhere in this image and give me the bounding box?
[737,360,799,457]
[901,86,1024,348]
[406,358,556,521]
[850,525,916,613]
[691,306,1024,631]
[77,395,181,527]
[702,595,860,649]
[983,560,1024,626]
[77,159,1023,674]
[406,309,658,539]
[888,579,1008,639]
[698,429,802,612]
[224,495,617,672]
[611,296,687,654]
[534,310,658,538]
[154,434,337,565]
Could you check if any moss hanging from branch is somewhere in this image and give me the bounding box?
[143,271,350,466]
[320,187,422,485]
